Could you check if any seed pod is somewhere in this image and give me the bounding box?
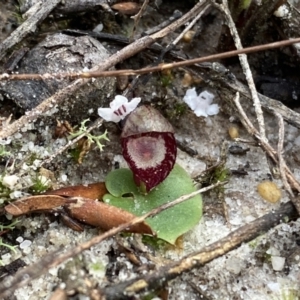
[121,106,177,193]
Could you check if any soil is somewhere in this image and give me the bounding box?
[1,0,300,299]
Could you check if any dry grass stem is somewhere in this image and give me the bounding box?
[274,111,293,197]
[233,93,300,213]
[131,0,149,40]
[2,37,300,83]
[218,0,267,141]
[171,4,211,46]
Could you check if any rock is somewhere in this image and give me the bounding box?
[257,181,282,203]
[225,257,242,275]
[0,33,115,122]
[271,256,286,271]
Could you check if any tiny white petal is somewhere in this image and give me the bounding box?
[183,88,198,110]
[98,108,121,122]
[126,97,141,113]
[183,88,218,118]
[110,95,128,110]
[206,104,219,116]
[199,91,214,105]
[194,107,208,117]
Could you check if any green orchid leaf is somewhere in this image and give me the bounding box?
[104,164,202,244]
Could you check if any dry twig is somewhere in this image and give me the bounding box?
[0,0,207,140]
[130,0,149,40]
[2,37,300,82]
[216,0,267,141]
[100,201,297,299]
[0,0,61,61]
[233,93,300,213]
[273,111,293,197]
[166,3,211,51]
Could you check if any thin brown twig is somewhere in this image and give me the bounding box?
[130,0,149,40]
[1,37,300,82]
[216,0,267,141]
[0,180,225,299]
[232,93,258,136]
[171,4,210,46]
[273,111,293,197]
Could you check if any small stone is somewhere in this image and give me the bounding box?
[257,181,282,203]
[16,236,24,243]
[182,30,196,43]
[271,256,285,271]
[2,175,19,189]
[225,257,242,274]
[228,126,239,139]
[20,240,32,249]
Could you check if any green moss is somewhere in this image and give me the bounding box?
[90,262,105,272]
[27,153,39,165]
[160,73,173,87]
[142,293,160,300]
[214,164,230,183]
[280,288,300,300]
[240,0,252,10]
[0,178,11,201]
[248,236,263,249]
[164,102,188,121]
[29,174,50,194]
[198,162,230,190]
[69,147,82,163]
[69,119,109,152]
[0,146,10,158]
[142,235,169,250]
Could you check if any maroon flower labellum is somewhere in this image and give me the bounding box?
[121,105,177,193]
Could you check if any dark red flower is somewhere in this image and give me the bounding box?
[121,106,177,193]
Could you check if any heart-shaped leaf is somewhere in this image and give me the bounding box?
[104,164,202,244]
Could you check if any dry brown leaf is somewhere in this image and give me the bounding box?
[44,182,107,200]
[4,195,70,216]
[65,198,154,235]
[4,194,154,235]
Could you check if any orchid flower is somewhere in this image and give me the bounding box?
[98,95,141,122]
[183,88,219,117]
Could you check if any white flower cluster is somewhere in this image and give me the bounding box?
[183,88,219,117]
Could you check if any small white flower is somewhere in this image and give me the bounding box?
[98,95,141,122]
[183,88,219,117]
